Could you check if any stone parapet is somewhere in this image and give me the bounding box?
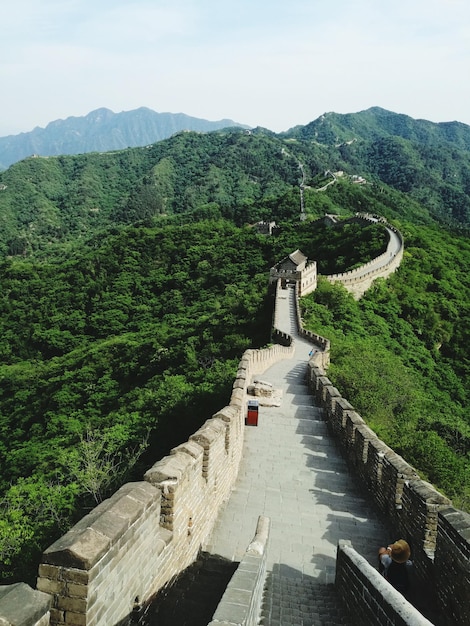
[434,507,470,626]
[208,516,270,626]
[331,398,356,441]
[343,410,366,463]
[381,451,420,519]
[37,481,171,626]
[336,541,434,626]
[323,215,404,299]
[0,583,51,626]
[352,423,381,488]
[32,341,293,626]
[307,358,470,625]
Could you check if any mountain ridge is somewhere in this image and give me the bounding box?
[283,106,470,150]
[0,107,248,170]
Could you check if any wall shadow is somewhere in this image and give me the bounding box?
[129,553,237,626]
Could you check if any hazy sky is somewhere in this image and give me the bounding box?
[1,0,469,136]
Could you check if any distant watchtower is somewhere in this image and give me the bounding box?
[269,249,317,296]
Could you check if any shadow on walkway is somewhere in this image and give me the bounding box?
[260,564,352,626]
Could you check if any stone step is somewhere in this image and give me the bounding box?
[260,575,353,626]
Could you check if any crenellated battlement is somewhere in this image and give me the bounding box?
[323,214,405,299]
[32,341,293,626]
[304,319,470,626]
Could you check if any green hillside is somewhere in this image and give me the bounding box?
[283,107,470,227]
[285,106,470,150]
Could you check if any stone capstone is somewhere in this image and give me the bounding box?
[0,583,51,625]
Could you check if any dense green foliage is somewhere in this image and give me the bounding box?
[0,221,269,582]
[271,217,389,273]
[284,108,470,228]
[0,130,307,256]
[286,107,470,151]
[301,223,470,508]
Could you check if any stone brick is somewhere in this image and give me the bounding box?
[67,583,87,598]
[56,595,87,613]
[50,607,65,624]
[36,577,66,595]
[62,569,89,585]
[64,610,87,625]
[38,563,61,580]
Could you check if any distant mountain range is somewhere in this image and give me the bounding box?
[0,107,248,170]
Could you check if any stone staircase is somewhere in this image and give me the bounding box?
[260,572,352,626]
[135,556,352,626]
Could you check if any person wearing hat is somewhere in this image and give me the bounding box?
[378,539,413,597]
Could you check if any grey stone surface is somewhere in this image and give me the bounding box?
[205,286,388,624]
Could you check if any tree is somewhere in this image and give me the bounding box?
[66,425,149,504]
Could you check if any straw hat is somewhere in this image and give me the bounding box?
[390,540,411,563]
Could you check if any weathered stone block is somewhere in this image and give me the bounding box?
[190,418,226,448]
[67,583,87,598]
[145,452,194,484]
[50,607,65,624]
[63,610,86,625]
[0,583,52,626]
[56,595,87,613]
[62,569,89,586]
[36,576,66,595]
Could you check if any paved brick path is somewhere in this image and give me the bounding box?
[204,286,389,624]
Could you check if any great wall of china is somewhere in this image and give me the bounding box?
[1,214,469,626]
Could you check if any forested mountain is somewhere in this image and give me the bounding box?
[0,217,389,584]
[0,107,246,170]
[283,107,470,227]
[1,107,470,584]
[1,106,470,260]
[285,106,470,150]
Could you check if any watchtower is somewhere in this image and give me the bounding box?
[269,249,317,296]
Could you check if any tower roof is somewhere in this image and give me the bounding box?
[288,249,307,266]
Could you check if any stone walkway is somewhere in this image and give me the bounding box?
[204,285,389,624]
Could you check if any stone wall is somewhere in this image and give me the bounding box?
[34,341,293,626]
[0,583,52,626]
[324,215,404,299]
[208,515,270,626]
[308,361,470,626]
[37,482,170,626]
[434,507,470,626]
[298,261,317,297]
[336,541,434,626]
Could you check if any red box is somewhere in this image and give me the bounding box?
[246,400,259,426]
